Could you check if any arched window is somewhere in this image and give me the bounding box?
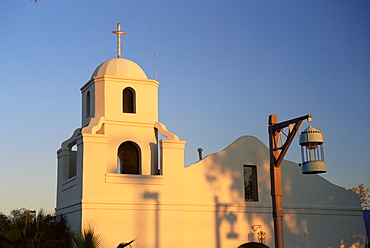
[117,141,141,174]
[122,87,135,113]
[86,91,91,118]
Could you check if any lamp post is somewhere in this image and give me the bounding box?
[268,114,326,248]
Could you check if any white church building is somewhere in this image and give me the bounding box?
[56,53,367,247]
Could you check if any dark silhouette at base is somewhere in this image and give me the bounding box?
[238,242,269,248]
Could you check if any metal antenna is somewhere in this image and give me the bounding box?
[151,25,158,81]
[197,148,203,161]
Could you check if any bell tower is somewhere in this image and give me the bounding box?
[56,25,186,247]
[80,58,160,175]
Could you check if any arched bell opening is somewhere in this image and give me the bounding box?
[117,141,141,174]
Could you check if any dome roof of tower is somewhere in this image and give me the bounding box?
[91,58,147,79]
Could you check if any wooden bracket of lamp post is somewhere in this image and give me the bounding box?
[268,114,312,248]
[269,114,312,168]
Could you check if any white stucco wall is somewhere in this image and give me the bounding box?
[183,135,367,248]
[57,134,366,247]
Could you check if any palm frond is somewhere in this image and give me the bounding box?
[117,239,135,248]
[73,226,106,248]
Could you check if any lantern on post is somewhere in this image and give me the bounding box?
[299,124,326,174]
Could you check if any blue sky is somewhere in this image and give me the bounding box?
[0,1,369,214]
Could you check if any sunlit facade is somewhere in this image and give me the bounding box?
[56,57,367,247]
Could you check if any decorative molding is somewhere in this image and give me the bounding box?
[106,119,155,128]
[105,173,163,185]
[56,200,82,213]
[92,76,159,86]
[82,117,105,134]
[61,176,77,191]
[155,122,179,140]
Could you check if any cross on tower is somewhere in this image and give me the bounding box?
[112,23,126,58]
